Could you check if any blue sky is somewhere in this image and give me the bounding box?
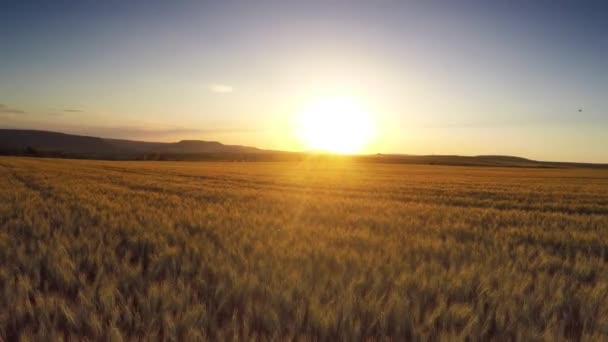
[1,0,607,161]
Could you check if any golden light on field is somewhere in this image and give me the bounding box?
[295,96,376,154]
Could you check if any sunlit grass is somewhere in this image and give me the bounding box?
[0,157,607,340]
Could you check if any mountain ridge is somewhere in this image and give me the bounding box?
[0,129,606,168]
[0,129,263,155]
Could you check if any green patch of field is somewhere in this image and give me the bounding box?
[1,157,608,340]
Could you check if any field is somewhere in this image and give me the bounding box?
[1,156,608,340]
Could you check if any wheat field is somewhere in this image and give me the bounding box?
[1,156,608,340]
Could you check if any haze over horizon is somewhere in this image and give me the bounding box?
[1,0,607,162]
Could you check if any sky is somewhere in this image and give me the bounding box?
[1,0,607,162]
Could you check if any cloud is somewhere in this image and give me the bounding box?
[64,126,263,141]
[0,104,26,115]
[88,127,208,137]
[208,84,234,93]
[63,108,84,113]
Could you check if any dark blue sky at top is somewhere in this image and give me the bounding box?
[2,1,607,87]
[3,0,607,76]
[1,1,607,110]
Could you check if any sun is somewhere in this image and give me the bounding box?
[295,96,375,154]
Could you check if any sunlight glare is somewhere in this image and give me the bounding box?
[295,96,375,154]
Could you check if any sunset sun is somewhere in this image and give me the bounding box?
[295,96,375,154]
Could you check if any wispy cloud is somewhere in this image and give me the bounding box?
[63,108,84,113]
[0,104,26,115]
[86,127,208,138]
[208,84,234,93]
[62,125,263,141]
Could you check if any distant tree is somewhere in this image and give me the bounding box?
[144,152,161,161]
[25,146,38,155]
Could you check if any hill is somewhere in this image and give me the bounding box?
[356,154,608,168]
[0,129,263,159]
[0,129,606,168]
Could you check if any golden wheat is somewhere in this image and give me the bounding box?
[1,156,607,340]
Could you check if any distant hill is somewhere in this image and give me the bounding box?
[0,129,606,168]
[355,154,608,168]
[0,129,264,159]
[358,154,548,167]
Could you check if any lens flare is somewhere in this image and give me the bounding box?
[295,96,375,154]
